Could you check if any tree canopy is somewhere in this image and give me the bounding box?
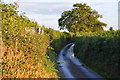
[58,3,107,33]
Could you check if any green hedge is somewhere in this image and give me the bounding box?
[44,28,74,54]
[71,31,120,78]
[2,2,59,78]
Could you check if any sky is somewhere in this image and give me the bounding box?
[2,0,120,31]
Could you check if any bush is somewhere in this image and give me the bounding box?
[1,2,59,78]
[71,31,120,78]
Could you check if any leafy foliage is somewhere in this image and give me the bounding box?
[2,2,40,44]
[2,1,120,79]
[44,28,74,54]
[58,3,107,33]
[70,30,120,78]
[1,2,59,78]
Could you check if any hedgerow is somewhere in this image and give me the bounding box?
[71,31,120,78]
[1,2,59,78]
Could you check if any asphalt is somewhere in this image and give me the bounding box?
[57,43,106,80]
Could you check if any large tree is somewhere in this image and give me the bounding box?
[58,3,107,33]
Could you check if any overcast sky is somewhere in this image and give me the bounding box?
[2,0,119,31]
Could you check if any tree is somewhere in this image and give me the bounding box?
[58,3,107,33]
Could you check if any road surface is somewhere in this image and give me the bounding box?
[57,43,106,80]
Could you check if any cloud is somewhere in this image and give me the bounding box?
[17,0,120,3]
[18,2,73,15]
[3,0,118,30]
[25,14,61,30]
[3,0,119,5]
[14,2,73,30]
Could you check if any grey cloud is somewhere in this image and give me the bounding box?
[18,2,73,15]
[17,1,118,30]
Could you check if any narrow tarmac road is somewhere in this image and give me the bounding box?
[57,43,106,80]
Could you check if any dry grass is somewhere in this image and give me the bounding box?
[2,45,59,78]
